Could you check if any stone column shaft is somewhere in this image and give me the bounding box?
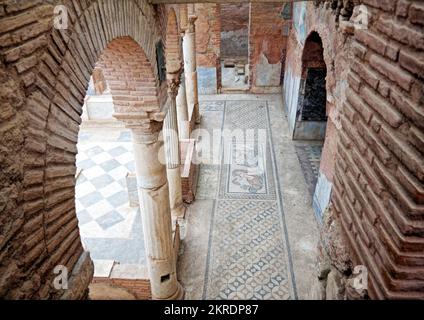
[164,81,185,218]
[183,16,200,124]
[131,129,183,300]
[176,73,190,140]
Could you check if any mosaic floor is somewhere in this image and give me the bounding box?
[294,144,323,197]
[194,100,296,300]
[75,129,146,268]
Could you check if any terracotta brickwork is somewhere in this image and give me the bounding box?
[220,3,249,33]
[284,1,424,299]
[194,3,221,69]
[332,0,424,299]
[0,0,174,299]
[97,37,160,121]
[1,0,423,301]
[249,3,291,91]
[220,3,249,59]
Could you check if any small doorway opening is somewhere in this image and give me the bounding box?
[293,32,327,141]
[293,32,328,205]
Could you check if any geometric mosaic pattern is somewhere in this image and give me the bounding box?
[205,200,291,300]
[203,100,295,300]
[294,144,323,197]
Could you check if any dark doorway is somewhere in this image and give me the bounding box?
[293,32,327,140]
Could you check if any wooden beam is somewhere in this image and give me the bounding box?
[149,0,305,4]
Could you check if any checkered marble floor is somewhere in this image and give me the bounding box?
[75,129,146,266]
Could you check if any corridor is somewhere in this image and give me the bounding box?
[1,0,422,301]
[178,93,318,300]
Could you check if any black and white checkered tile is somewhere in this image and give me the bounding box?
[76,140,138,239]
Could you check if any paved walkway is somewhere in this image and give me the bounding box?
[178,94,319,300]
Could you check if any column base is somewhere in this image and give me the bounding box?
[154,282,185,300]
[195,115,201,125]
[171,204,187,220]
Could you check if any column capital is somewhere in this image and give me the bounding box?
[167,75,181,99]
[188,15,197,33]
[131,127,161,145]
[113,112,165,135]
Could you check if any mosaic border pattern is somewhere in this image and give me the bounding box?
[203,100,296,300]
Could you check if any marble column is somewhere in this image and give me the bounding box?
[164,78,186,219]
[183,15,201,124]
[176,72,190,140]
[131,127,184,300]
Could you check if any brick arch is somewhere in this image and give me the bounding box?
[97,37,159,118]
[0,0,165,299]
[165,7,182,73]
[293,31,328,140]
[305,26,337,95]
[301,31,327,79]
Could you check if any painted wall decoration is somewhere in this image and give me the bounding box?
[293,1,307,44]
[280,3,292,20]
[313,171,333,222]
[283,65,301,136]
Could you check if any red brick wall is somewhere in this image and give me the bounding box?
[220,3,249,59]
[220,3,249,32]
[98,37,159,115]
[332,0,424,299]
[0,0,166,299]
[194,3,221,69]
[284,0,424,299]
[249,3,291,90]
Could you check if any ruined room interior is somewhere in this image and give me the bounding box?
[0,0,423,302]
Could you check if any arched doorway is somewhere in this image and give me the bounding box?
[74,37,159,296]
[291,31,332,222]
[293,31,327,140]
[0,0,182,300]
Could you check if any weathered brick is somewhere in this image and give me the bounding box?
[355,29,387,56]
[345,87,373,123]
[369,53,415,92]
[409,2,424,26]
[377,16,424,51]
[390,89,424,128]
[396,0,411,17]
[352,59,380,89]
[361,86,404,128]
[399,49,424,79]
[362,0,396,12]
[15,55,38,73]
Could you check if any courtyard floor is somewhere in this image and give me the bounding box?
[75,126,145,276]
[178,93,319,300]
[75,93,320,298]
